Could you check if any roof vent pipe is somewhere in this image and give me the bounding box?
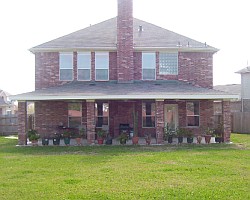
[139,25,143,32]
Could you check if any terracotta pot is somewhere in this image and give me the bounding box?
[97,138,104,145]
[205,135,212,144]
[132,136,139,145]
[75,137,82,145]
[145,138,151,145]
[196,136,202,144]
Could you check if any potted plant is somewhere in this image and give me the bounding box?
[42,135,49,146]
[186,129,193,144]
[204,127,214,144]
[27,129,40,145]
[132,110,139,145]
[75,127,86,146]
[96,129,106,145]
[62,130,72,146]
[118,132,128,145]
[144,133,151,145]
[176,127,185,144]
[214,123,223,143]
[163,124,176,144]
[53,132,61,145]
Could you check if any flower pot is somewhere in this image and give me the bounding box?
[196,136,202,144]
[132,136,139,145]
[53,138,60,145]
[64,137,71,145]
[97,138,104,145]
[120,139,127,145]
[215,137,222,143]
[42,138,49,146]
[205,135,212,144]
[187,137,193,144]
[75,137,82,146]
[178,136,183,144]
[168,136,173,144]
[31,140,38,146]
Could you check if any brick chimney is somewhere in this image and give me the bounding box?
[117,0,134,83]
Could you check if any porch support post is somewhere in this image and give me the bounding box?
[156,100,164,144]
[222,100,231,142]
[17,101,27,145]
[86,100,95,144]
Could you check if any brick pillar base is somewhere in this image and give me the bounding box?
[86,101,95,144]
[18,101,27,145]
[222,101,231,142]
[156,100,164,144]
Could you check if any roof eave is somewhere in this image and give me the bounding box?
[11,94,239,101]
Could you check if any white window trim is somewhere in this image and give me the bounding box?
[159,52,179,75]
[77,52,91,81]
[95,102,109,128]
[95,52,109,81]
[142,52,156,80]
[59,52,73,81]
[186,101,200,127]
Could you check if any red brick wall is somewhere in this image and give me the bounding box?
[18,102,27,145]
[178,52,213,88]
[86,101,95,144]
[109,52,118,80]
[133,52,142,80]
[222,101,231,142]
[34,101,68,137]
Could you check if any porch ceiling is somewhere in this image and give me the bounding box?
[11,81,239,101]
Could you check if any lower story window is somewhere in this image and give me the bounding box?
[142,101,155,127]
[95,102,109,127]
[68,103,82,128]
[186,101,200,127]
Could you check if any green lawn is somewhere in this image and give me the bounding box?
[0,134,249,200]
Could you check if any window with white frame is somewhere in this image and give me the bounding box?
[68,103,82,128]
[95,102,109,127]
[159,52,178,75]
[95,52,109,81]
[59,53,73,81]
[186,101,200,127]
[142,101,156,127]
[142,53,156,80]
[77,52,91,81]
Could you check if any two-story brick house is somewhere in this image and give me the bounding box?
[13,0,237,145]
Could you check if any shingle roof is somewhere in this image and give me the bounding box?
[236,66,250,74]
[11,81,238,101]
[30,17,217,52]
[214,84,241,99]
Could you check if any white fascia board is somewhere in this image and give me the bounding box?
[134,47,219,53]
[12,94,239,101]
[29,47,117,53]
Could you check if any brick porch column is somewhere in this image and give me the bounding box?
[18,101,27,145]
[86,100,95,144]
[156,100,164,144]
[222,101,231,142]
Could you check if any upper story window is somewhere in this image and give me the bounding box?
[59,52,73,81]
[159,52,178,75]
[77,52,91,81]
[186,101,200,127]
[142,53,156,80]
[142,101,155,128]
[95,52,109,81]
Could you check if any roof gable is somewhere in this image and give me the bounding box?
[30,17,217,52]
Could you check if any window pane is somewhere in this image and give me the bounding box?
[78,69,91,80]
[96,117,108,127]
[159,53,178,75]
[60,69,73,80]
[187,116,199,126]
[142,102,155,127]
[143,116,155,127]
[143,69,155,80]
[95,53,109,69]
[78,53,91,69]
[69,117,82,128]
[96,69,108,80]
[142,53,156,69]
[68,103,82,117]
[60,53,73,69]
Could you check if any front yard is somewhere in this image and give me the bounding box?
[0,134,249,200]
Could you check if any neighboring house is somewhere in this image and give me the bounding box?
[236,66,250,112]
[0,90,16,115]
[12,0,237,145]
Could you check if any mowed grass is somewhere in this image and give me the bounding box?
[0,134,249,200]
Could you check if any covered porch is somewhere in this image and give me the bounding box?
[12,81,238,145]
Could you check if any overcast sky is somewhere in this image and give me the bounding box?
[0,0,249,95]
